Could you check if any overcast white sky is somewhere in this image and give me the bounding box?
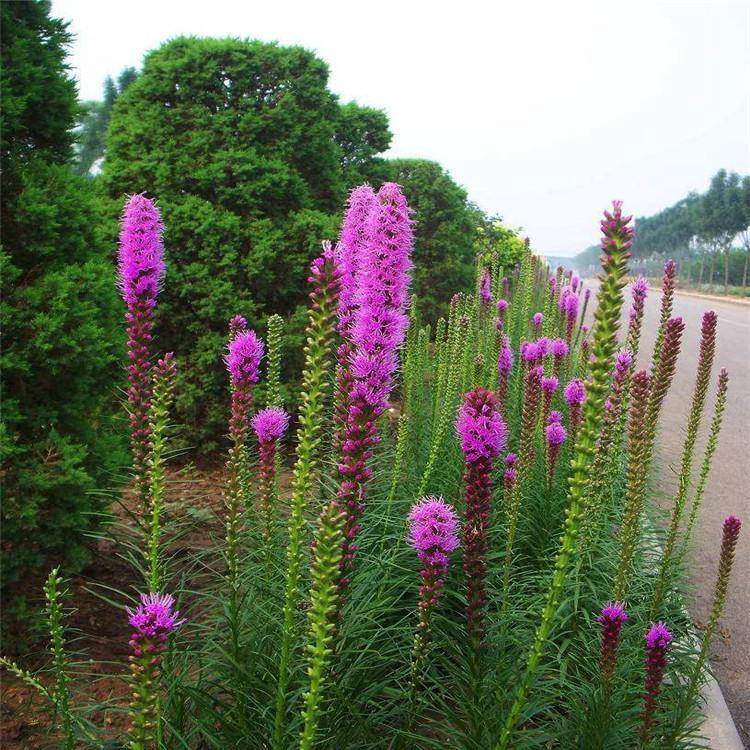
[53,0,749,256]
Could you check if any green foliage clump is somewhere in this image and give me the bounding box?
[103,36,392,449]
[475,217,526,269]
[1,0,126,621]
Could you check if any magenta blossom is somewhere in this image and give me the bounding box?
[117,194,166,305]
[480,268,492,305]
[532,312,544,329]
[498,338,514,376]
[632,276,648,302]
[547,409,563,424]
[251,407,290,444]
[338,185,376,335]
[564,378,586,407]
[497,298,508,313]
[551,339,568,358]
[408,496,460,565]
[225,330,264,386]
[545,421,566,447]
[504,452,518,468]
[349,182,413,413]
[520,341,539,363]
[645,622,673,651]
[598,601,628,682]
[541,376,558,396]
[456,388,507,462]
[127,593,184,643]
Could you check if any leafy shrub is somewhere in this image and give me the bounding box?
[1,1,126,623]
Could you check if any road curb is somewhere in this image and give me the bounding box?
[701,672,745,749]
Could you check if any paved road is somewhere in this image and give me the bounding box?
[585,279,750,745]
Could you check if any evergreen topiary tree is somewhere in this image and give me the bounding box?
[103,37,391,448]
[1,0,126,629]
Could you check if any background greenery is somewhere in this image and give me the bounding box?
[2,2,526,627]
[1,0,127,623]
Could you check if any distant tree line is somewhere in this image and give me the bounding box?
[574,170,750,293]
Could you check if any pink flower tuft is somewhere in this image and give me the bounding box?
[118,194,166,306]
[225,330,264,387]
[456,388,507,462]
[408,496,460,564]
[251,407,290,444]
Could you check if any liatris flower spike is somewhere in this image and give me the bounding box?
[127,593,184,748]
[408,497,459,689]
[532,312,544,331]
[274,243,343,749]
[541,375,558,425]
[118,194,166,510]
[497,335,514,410]
[551,338,568,377]
[598,602,628,686]
[334,186,376,450]
[480,267,492,307]
[545,420,566,486]
[564,377,586,440]
[641,622,673,745]
[252,408,290,546]
[679,516,742,722]
[337,182,413,579]
[224,327,264,589]
[225,329,264,389]
[456,388,506,648]
[497,298,509,328]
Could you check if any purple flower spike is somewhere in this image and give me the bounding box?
[338,184,376,335]
[118,194,166,306]
[456,388,507,463]
[598,601,628,683]
[641,621,673,744]
[532,312,544,329]
[408,496,460,564]
[545,421,566,447]
[520,341,539,364]
[480,268,492,306]
[349,182,413,414]
[118,194,166,509]
[225,330,264,387]
[547,409,563,424]
[498,339,514,376]
[336,183,414,581]
[505,452,518,468]
[552,338,568,358]
[542,376,558,396]
[564,378,586,407]
[633,276,648,302]
[251,407,290,444]
[497,298,508,313]
[645,622,673,650]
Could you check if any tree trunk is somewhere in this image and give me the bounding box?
[697,254,704,285]
[742,251,748,293]
[723,249,730,293]
[687,261,692,286]
[709,253,716,291]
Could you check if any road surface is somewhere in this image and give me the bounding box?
[585,279,750,744]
